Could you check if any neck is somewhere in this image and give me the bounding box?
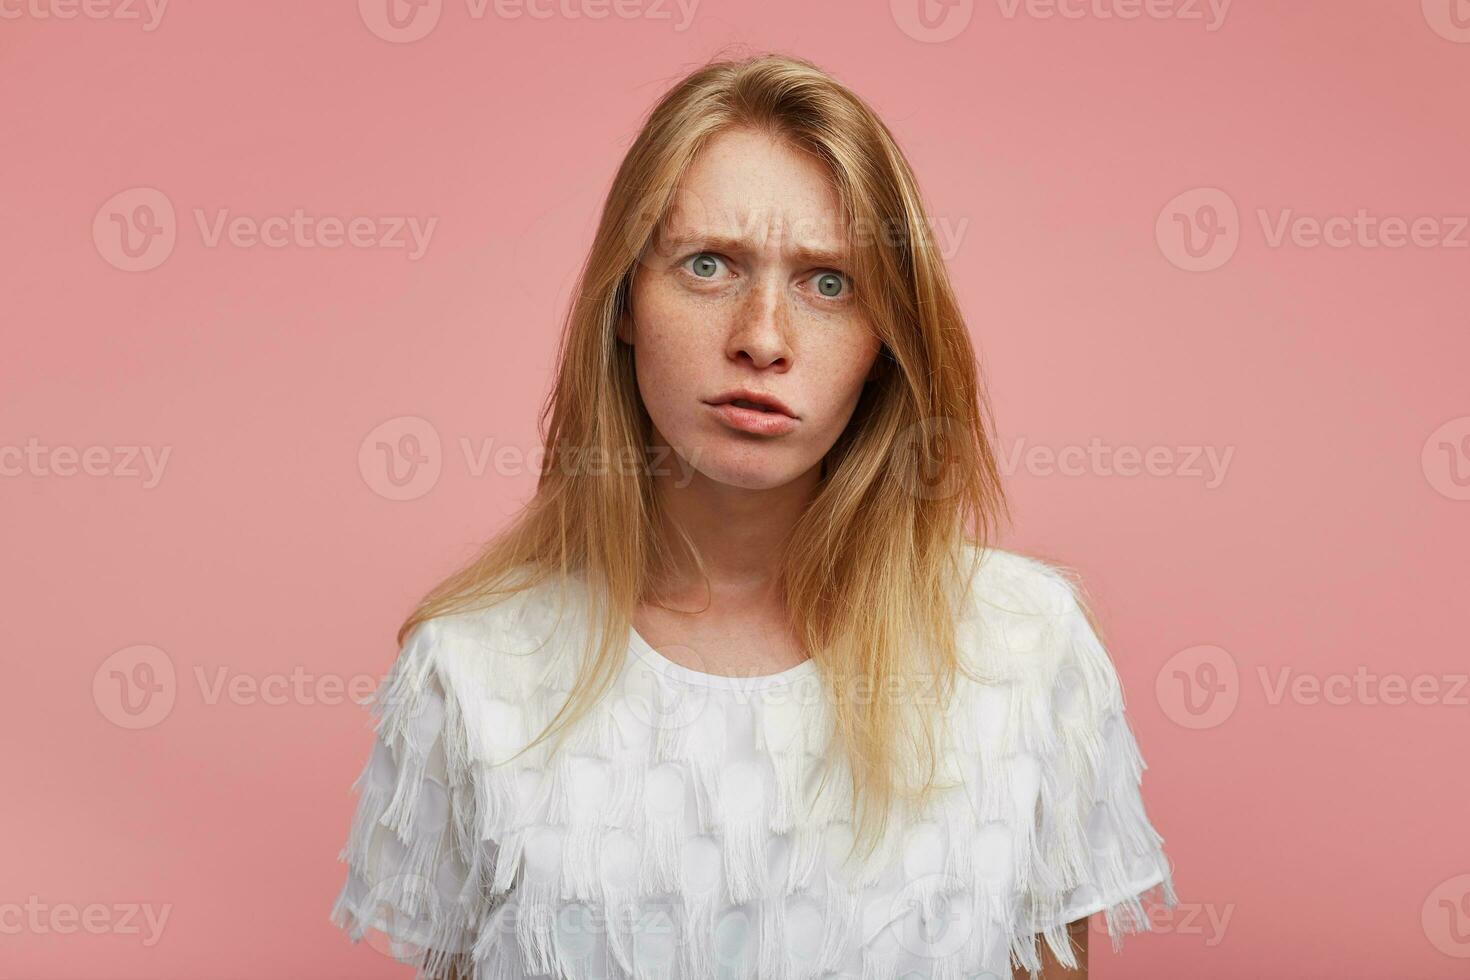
[647,453,821,598]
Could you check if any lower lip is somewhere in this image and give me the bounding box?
[706,402,798,435]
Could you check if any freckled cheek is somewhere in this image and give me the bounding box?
[632,306,723,409]
[804,336,878,414]
[637,294,732,372]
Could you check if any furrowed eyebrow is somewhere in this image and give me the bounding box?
[661,232,850,270]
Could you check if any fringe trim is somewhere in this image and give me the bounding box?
[329,548,1180,978]
[330,617,498,979]
[1005,557,1182,975]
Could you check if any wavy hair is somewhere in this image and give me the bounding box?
[398,50,1010,863]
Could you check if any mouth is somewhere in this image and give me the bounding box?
[729,398,782,414]
[704,391,800,436]
[705,390,798,419]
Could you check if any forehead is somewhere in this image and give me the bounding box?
[661,127,849,256]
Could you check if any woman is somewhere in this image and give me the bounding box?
[330,52,1177,980]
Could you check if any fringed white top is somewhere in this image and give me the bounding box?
[330,546,1178,979]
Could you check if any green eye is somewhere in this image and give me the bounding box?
[687,253,722,278]
[815,271,848,298]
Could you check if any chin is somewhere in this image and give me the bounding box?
[684,446,806,491]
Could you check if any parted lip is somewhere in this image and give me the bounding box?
[704,388,798,419]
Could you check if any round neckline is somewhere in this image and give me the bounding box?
[626,624,819,690]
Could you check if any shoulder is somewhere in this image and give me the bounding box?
[385,575,588,762]
[951,545,1135,730]
[954,545,1096,674]
[964,544,1083,617]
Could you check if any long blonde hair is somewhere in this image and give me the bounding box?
[399,50,1009,862]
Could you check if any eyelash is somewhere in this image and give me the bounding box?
[679,252,852,301]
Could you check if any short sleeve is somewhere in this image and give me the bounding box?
[329,620,498,979]
[1016,579,1179,975]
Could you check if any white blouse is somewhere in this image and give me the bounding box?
[330,546,1178,979]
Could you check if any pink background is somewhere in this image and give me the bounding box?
[3,1,1468,977]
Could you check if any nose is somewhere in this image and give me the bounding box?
[726,276,791,370]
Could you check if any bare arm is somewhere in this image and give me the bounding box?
[1013,916,1089,980]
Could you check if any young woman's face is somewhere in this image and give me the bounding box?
[622,127,882,491]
